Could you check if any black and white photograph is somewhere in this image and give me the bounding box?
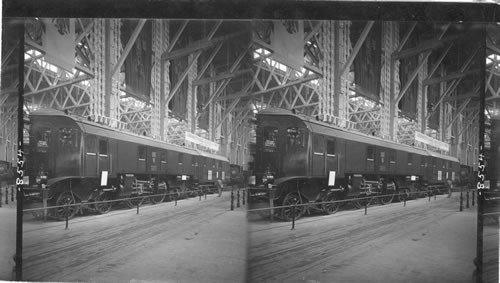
[1,1,500,282]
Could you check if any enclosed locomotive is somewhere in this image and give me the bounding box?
[252,108,460,220]
[24,109,229,219]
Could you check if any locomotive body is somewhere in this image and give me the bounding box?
[25,109,229,219]
[252,108,460,220]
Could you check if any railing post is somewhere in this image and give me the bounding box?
[5,188,8,205]
[429,193,431,202]
[175,194,177,206]
[42,189,48,222]
[230,189,234,211]
[434,192,437,200]
[237,189,240,208]
[364,201,367,215]
[65,204,69,230]
[199,192,202,201]
[11,186,14,202]
[0,187,2,208]
[460,190,463,212]
[242,190,246,206]
[291,205,295,230]
[472,190,475,206]
[137,200,140,214]
[205,191,207,200]
[404,198,406,207]
[269,189,274,223]
[466,191,470,208]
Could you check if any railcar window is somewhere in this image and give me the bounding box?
[286,127,306,151]
[160,151,167,164]
[327,139,336,156]
[99,140,108,156]
[263,127,278,152]
[389,149,396,164]
[59,128,80,149]
[178,153,183,165]
[85,135,97,155]
[36,127,52,153]
[138,146,146,161]
[367,146,375,161]
[408,153,413,165]
[313,134,325,153]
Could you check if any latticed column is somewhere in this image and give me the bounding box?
[151,20,165,139]
[90,19,106,121]
[319,20,334,121]
[186,53,197,136]
[162,21,170,142]
[417,53,427,133]
[380,21,399,140]
[109,19,121,128]
[337,20,350,123]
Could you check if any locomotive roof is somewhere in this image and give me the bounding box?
[29,109,228,161]
[257,108,459,162]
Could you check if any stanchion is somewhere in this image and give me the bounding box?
[364,201,367,215]
[466,191,470,208]
[472,190,475,206]
[65,205,69,230]
[230,190,234,211]
[237,190,240,208]
[404,198,406,207]
[242,190,246,205]
[460,191,463,212]
[269,189,274,223]
[175,195,177,206]
[11,187,14,202]
[435,193,437,200]
[5,188,8,205]
[137,200,140,214]
[199,193,202,201]
[429,193,431,202]
[0,188,2,208]
[291,205,295,230]
[205,192,207,200]
[42,189,48,222]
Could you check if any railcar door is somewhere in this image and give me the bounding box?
[148,148,160,174]
[84,134,98,176]
[366,145,375,173]
[312,134,325,176]
[375,147,389,174]
[325,138,338,176]
[160,150,168,175]
[98,138,110,176]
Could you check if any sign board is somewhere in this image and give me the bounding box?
[208,170,212,180]
[185,132,219,151]
[328,171,336,186]
[415,131,449,152]
[437,170,442,181]
[100,171,108,186]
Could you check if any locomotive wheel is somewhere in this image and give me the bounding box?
[94,193,112,214]
[126,195,144,209]
[352,195,373,209]
[151,187,167,204]
[397,188,411,202]
[54,191,78,221]
[379,182,396,205]
[322,194,340,215]
[281,192,305,221]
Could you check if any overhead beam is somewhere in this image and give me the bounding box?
[424,69,479,85]
[214,74,318,102]
[112,19,146,78]
[193,69,252,86]
[23,75,91,97]
[340,21,374,77]
[396,22,418,52]
[162,30,247,61]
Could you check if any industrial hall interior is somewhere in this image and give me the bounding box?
[0,16,500,283]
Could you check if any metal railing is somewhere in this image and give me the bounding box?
[247,186,476,230]
[22,187,221,229]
